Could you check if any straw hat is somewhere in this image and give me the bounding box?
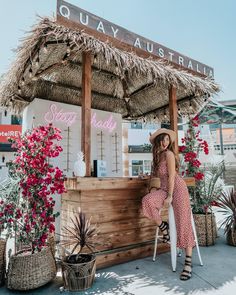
[149,128,176,144]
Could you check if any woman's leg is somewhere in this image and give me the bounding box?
[180,247,193,280]
[142,189,167,225]
[142,190,169,241]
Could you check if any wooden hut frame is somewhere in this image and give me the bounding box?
[0,2,219,175]
[0,0,220,268]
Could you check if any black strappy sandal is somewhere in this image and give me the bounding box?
[159,221,170,243]
[180,255,192,281]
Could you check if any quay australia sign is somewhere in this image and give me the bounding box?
[57,0,214,77]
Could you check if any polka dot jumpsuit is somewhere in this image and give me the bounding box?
[142,151,196,249]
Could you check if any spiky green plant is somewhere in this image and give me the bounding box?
[60,208,98,260]
[218,190,236,234]
[190,162,224,213]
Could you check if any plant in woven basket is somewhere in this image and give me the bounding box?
[0,125,66,290]
[179,115,224,214]
[218,190,236,246]
[0,124,66,253]
[59,208,98,291]
[193,162,225,213]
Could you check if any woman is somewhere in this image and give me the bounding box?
[142,128,195,281]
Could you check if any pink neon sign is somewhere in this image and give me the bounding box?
[91,112,117,133]
[44,104,117,132]
[44,104,77,126]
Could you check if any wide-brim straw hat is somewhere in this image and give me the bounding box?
[149,128,176,144]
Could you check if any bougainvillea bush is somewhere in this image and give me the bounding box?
[0,124,65,253]
[179,115,223,213]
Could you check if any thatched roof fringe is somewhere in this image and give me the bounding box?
[0,17,220,119]
[4,18,218,89]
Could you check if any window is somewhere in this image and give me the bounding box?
[143,160,152,174]
[131,122,142,129]
[11,115,22,125]
[131,160,143,176]
[131,160,152,176]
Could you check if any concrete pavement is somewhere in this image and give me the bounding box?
[1,229,236,295]
[1,212,236,295]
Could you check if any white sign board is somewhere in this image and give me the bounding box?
[22,98,123,177]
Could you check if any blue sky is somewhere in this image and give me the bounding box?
[0,0,235,101]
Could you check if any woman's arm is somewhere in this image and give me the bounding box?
[165,150,176,205]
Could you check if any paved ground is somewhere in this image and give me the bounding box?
[1,213,236,295]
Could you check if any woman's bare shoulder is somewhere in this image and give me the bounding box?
[165,150,175,162]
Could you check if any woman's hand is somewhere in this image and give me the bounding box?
[149,187,158,193]
[164,196,173,207]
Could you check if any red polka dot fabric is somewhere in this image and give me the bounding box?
[142,153,196,249]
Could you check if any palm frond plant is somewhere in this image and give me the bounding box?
[218,190,236,246]
[190,162,225,246]
[60,208,98,262]
[59,208,99,291]
[193,161,225,214]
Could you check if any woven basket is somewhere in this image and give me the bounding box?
[193,213,217,246]
[16,233,56,256]
[6,246,56,290]
[0,239,6,286]
[61,254,96,292]
[48,233,56,257]
[226,229,236,246]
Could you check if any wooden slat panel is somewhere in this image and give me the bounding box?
[61,177,169,268]
[64,177,152,190]
[63,188,148,202]
[96,243,169,269]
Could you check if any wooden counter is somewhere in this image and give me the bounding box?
[61,177,169,269]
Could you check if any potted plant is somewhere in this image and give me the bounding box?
[218,190,236,246]
[0,124,65,290]
[59,208,98,292]
[179,115,224,246]
[0,177,21,287]
[192,163,224,246]
[0,223,6,286]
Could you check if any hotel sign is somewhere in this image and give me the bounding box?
[57,0,214,77]
[0,125,22,143]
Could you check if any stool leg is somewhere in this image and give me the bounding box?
[191,212,203,266]
[169,205,177,272]
[153,227,159,261]
[177,248,182,257]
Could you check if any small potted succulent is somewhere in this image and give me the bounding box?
[218,189,236,246]
[60,208,98,292]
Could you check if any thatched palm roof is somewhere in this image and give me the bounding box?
[0,17,220,121]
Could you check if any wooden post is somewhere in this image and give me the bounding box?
[81,51,92,176]
[169,85,179,155]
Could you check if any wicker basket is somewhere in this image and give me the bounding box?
[61,254,96,292]
[47,233,56,257]
[0,238,6,286]
[193,213,217,246]
[6,246,56,290]
[226,229,236,246]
